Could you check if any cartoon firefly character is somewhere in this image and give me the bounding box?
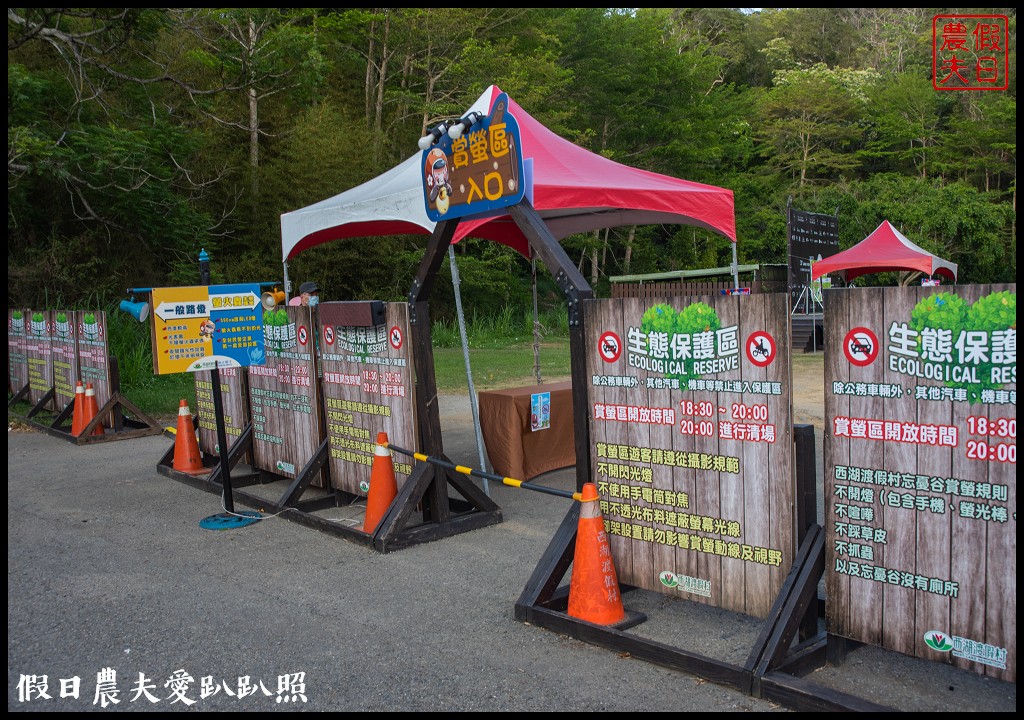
[200,319,216,338]
[424,147,453,215]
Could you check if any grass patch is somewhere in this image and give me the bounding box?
[122,374,198,421]
[432,305,568,349]
[428,303,572,391]
[791,350,824,373]
[432,340,571,392]
[108,309,197,420]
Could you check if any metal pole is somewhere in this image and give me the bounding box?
[806,256,813,317]
[199,249,236,513]
[211,366,234,513]
[448,246,490,494]
[283,260,292,302]
[385,441,582,501]
[731,242,740,289]
[532,251,542,384]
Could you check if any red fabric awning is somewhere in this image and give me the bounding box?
[281,85,736,261]
[811,220,957,283]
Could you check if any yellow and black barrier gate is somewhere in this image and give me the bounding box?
[383,442,583,502]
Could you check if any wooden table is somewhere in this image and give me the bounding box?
[477,380,575,481]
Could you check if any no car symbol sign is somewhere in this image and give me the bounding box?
[843,327,878,366]
[598,331,622,363]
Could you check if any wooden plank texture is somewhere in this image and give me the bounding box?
[8,308,30,395]
[76,310,113,416]
[25,309,54,409]
[49,310,80,414]
[319,302,417,496]
[583,295,795,617]
[823,284,1015,682]
[248,305,324,486]
[195,367,250,456]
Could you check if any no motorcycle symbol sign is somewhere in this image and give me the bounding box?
[745,331,776,367]
[323,325,335,346]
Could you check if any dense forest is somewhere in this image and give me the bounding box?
[7,8,1017,320]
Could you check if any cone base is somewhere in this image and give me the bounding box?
[566,606,648,631]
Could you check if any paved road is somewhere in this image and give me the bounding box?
[7,398,1015,712]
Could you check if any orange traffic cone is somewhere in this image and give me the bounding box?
[71,381,86,435]
[172,399,206,475]
[567,482,627,626]
[84,382,104,436]
[362,431,398,533]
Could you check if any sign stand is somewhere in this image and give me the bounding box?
[505,199,896,712]
[16,356,164,445]
[197,365,261,530]
[196,253,261,531]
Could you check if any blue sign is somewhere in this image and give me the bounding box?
[531,391,551,432]
[208,283,266,370]
[151,283,265,374]
[422,92,526,222]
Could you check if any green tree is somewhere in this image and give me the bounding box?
[7,10,224,301]
[862,71,953,179]
[757,65,868,187]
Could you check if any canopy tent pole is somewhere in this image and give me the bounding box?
[448,245,491,494]
[283,260,292,302]
[731,242,740,289]
[532,250,542,385]
[509,201,595,493]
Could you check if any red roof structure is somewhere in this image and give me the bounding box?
[810,220,958,283]
[281,85,736,261]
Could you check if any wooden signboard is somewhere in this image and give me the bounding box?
[248,305,324,486]
[824,285,1016,682]
[8,309,29,395]
[76,310,113,414]
[50,310,80,413]
[318,302,417,496]
[194,367,250,456]
[25,309,54,409]
[583,295,794,619]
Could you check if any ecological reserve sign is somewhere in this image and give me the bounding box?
[318,302,416,496]
[824,285,1016,683]
[194,367,249,456]
[583,295,794,619]
[7,309,28,396]
[248,305,322,484]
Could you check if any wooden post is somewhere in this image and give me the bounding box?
[408,218,460,522]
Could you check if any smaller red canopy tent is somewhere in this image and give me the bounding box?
[811,220,958,283]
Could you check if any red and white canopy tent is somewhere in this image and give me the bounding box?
[281,84,736,265]
[278,85,739,490]
[810,220,958,284]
